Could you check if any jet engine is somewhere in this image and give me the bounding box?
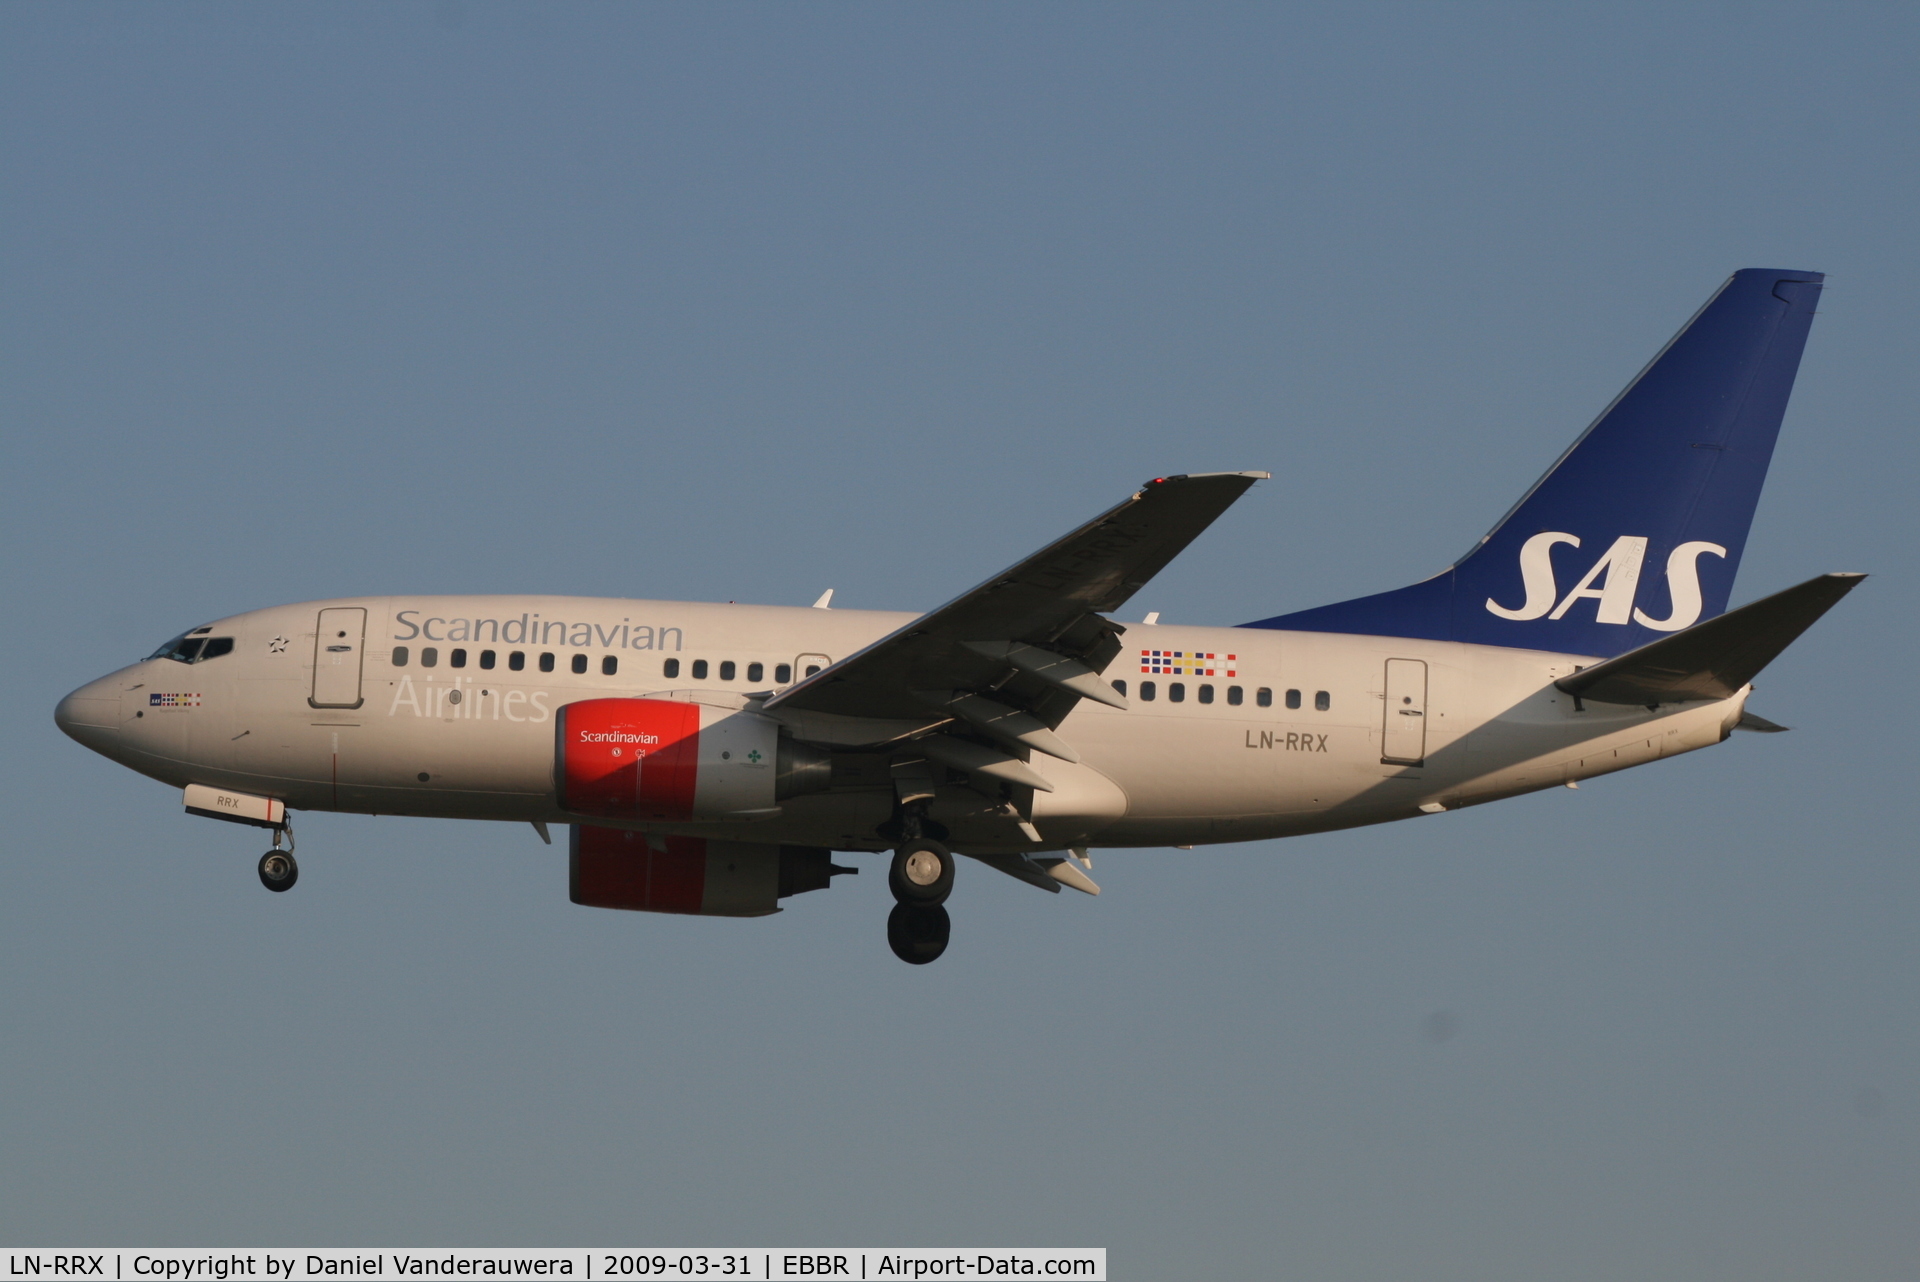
[569,826,854,916]
[555,697,830,822]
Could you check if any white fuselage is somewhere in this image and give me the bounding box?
[57,595,1748,852]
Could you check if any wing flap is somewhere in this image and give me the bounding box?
[963,852,1102,895]
[915,689,1080,762]
[965,641,1129,709]
[914,734,1055,792]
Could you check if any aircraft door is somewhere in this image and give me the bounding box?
[311,607,367,709]
[1381,658,1428,765]
[794,652,832,680]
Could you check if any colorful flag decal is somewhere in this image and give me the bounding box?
[149,693,202,707]
[1139,650,1236,677]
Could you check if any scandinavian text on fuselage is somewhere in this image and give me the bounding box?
[391,609,684,651]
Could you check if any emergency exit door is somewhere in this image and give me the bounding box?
[311,607,367,709]
[1381,658,1428,765]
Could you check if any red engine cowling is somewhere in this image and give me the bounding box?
[569,825,852,917]
[557,697,704,820]
[557,697,822,822]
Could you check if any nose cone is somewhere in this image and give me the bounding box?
[55,676,122,753]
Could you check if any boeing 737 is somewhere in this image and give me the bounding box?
[56,268,1862,962]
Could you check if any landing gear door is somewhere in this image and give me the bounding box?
[1381,658,1428,765]
[311,607,367,709]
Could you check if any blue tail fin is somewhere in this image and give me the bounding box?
[1242,268,1825,657]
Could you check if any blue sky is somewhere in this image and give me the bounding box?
[4,4,1916,1277]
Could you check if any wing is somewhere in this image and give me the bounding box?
[763,472,1266,767]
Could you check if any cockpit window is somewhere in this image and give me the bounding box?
[149,634,203,662]
[147,633,234,663]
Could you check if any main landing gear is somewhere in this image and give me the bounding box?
[886,837,953,965]
[258,820,298,893]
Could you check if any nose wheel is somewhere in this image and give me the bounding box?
[258,850,299,892]
[258,819,298,892]
[886,838,954,963]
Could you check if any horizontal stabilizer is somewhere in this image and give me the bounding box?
[1557,572,1864,705]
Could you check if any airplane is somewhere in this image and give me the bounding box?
[55,268,1863,964]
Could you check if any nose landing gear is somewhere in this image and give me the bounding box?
[886,836,953,964]
[258,850,299,892]
[258,820,298,892]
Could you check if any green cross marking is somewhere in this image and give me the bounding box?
[746,749,763,763]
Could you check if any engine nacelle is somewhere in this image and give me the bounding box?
[569,826,851,916]
[556,697,828,821]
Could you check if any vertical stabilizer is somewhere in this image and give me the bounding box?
[1243,269,1824,657]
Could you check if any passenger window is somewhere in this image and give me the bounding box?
[1256,687,1273,707]
[1286,689,1302,709]
[692,660,709,680]
[602,655,617,676]
[805,664,822,677]
[1198,684,1214,704]
[1112,679,1127,696]
[775,663,792,684]
[719,660,736,681]
[392,646,409,667]
[663,658,680,678]
[450,648,468,669]
[1316,690,1331,711]
[1140,681,1157,702]
[479,650,495,669]
[421,647,439,668]
[509,651,525,671]
[539,652,555,673]
[571,653,588,674]
[747,662,764,683]
[1169,683,1186,703]
[1227,685,1243,706]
